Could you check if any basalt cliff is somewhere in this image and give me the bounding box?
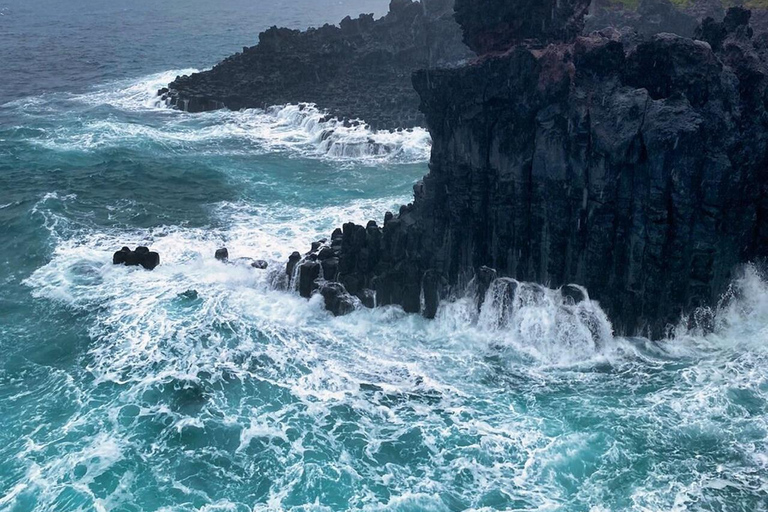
[159,0,471,130]
[286,1,768,338]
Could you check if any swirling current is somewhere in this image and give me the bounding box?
[1,4,767,511]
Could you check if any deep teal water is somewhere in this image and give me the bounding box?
[1,1,768,511]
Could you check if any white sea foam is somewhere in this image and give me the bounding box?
[11,105,768,511]
[23,70,433,163]
[18,222,768,511]
[73,68,201,111]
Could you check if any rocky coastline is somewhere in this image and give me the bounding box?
[285,1,768,339]
[158,0,768,133]
[158,0,471,131]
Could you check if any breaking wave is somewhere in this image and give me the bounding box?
[14,185,768,511]
[3,69,431,163]
[4,68,768,512]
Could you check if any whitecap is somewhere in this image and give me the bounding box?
[20,68,432,163]
[72,68,201,112]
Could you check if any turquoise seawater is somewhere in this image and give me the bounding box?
[1,1,768,511]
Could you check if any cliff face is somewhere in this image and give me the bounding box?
[288,5,768,338]
[410,20,768,336]
[160,0,471,130]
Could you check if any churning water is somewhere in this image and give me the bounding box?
[1,1,767,511]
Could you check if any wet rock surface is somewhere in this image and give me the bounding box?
[113,246,160,270]
[286,3,768,338]
[214,247,269,270]
[160,0,471,130]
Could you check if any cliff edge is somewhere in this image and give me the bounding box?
[285,2,768,338]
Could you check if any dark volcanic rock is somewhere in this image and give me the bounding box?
[585,0,768,38]
[455,0,592,53]
[318,281,357,316]
[286,5,768,338]
[215,248,229,261]
[113,247,160,270]
[298,261,321,298]
[252,260,269,270]
[422,269,446,319]
[160,0,471,130]
[586,0,700,38]
[287,251,302,277]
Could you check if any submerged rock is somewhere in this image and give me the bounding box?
[252,260,269,270]
[216,248,269,270]
[113,246,160,270]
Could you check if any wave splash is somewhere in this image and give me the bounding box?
[6,69,432,163]
[244,103,432,162]
[6,66,768,512]
[15,191,768,511]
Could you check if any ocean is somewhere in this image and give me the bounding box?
[0,1,767,511]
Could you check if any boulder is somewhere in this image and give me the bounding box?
[562,285,588,305]
[318,282,357,316]
[252,260,269,270]
[298,261,321,298]
[113,246,160,270]
[112,247,131,265]
[215,248,229,261]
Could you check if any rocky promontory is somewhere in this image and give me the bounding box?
[286,1,768,338]
[160,0,471,130]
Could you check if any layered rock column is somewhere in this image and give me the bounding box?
[289,3,768,338]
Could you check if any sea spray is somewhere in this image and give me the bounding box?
[9,70,432,163]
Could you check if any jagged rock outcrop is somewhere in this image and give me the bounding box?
[160,0,471,130]
[287,3,768,338]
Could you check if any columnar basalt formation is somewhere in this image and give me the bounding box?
[159,0,471,130]
[288,3,768,338]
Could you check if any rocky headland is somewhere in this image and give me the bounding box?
[159,0,471,130]
[286,1,768,338]
[160,0,768,134]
